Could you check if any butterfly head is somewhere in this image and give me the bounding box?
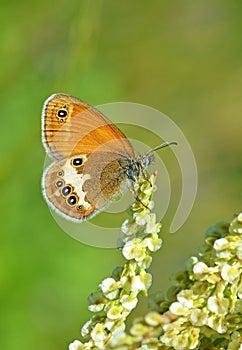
[140,152,155,169]
[125,141,177,182]
[124,153,154,182]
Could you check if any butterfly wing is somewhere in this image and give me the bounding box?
[42,151,128,221]
[42,94,134,221]
[42,93,135,159]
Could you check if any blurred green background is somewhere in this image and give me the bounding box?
[0,1,241,349]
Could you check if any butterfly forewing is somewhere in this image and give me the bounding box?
[42,94,135,159]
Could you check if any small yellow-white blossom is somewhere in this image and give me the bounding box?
[190,308,208,326]
[137,254,153,269]
[90,322,108,347]
[100,278,121,294]
[133,210,150,225]
[145,213,161,234]
[121,219,139,235]
[207,313,227,334]
[177,289,194,309]
[145,233,162,252]
[69,340,83,350]
[81,320,93,338]
[120,293,138,311]
[170,301,188,316]
[105,303,124,320]
[131,271,152,292]
[130,322,151,337]
[144,311,162,326]
[221,263,240,282]
[214,237,230,250]
[207,295,229,315]
[193,262,219,283]
[122,238,147,261]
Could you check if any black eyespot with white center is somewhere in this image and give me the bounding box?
[62,185,72,197]
[67,195,78,206]
[57,109,67,118]
[72,157,83,167]
[56,180,63,188]
[57,170,64,177]
[77,205,83,211]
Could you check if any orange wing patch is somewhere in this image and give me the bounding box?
[42,94,135,159]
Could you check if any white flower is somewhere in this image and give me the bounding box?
[81,320,92,338]
[131,271,152,292]
[207,296,229,315]
[106,304,124,320]
[207,314,227,334]
[100,277,120,294]
[130,322,151,336]
[193,262,219,283]
[216,250,232,259]
[214,238,229,251]
[238,212,242,223]
[122,238,147,261]
[193,262,209,274]
[170,302,188,316]
[137,254,153,269]
[144,311,162,326]
[121,219,130,234]
[105,318,125,335]
[145,233,162,252]
[120,293,138,311]
[145,213,161,234]
[88,303,105,312]
[221,263,240,282]
[121,219,139,235]
[69,340,83,350]
[177,290,194,308]
[134,211,150,225]
[90,323,107,342]
[190,308,208,326]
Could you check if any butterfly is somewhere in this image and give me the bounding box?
[42,94,176,222]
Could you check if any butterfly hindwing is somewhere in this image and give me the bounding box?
[42,151,129,221]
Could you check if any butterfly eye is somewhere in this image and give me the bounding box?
[57,170,64,177]
[62,185,72,197]
[67,194,78,206]
[55,180,63,188]
[72,157,83,167]
[57,110,67,118]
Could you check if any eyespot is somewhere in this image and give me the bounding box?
[57,170,64,177]
[57,110,67,118]
[72,157,83,167]
[67,195,78,206]
[55,180,63,188]
[62,185,72,197]
[77,205,84,211]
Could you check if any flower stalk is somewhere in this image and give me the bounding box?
[69,173,242,350]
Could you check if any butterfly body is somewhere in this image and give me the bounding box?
[42,94,154,222]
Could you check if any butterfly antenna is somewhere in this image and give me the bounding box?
[146,141,177,155]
